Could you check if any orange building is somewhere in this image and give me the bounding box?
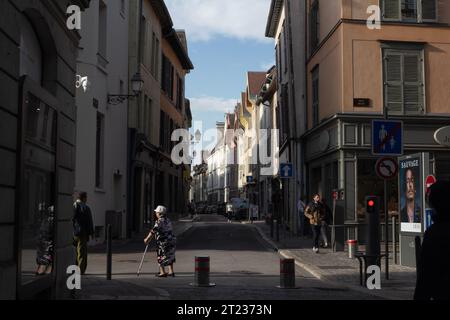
[304,0,450,250]
[158,29,194,218]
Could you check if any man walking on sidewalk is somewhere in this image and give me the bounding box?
[304,194,325,253]
[72,192,95,275]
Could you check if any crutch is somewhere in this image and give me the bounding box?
[137,237,152,277]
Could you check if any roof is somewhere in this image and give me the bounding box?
[164,29,194,70]
[247,72,267,99]
[176,30,188,54]
[265,0,284,38]
[150,0,173,34]
[150,1,194,70]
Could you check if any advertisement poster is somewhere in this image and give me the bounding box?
[399,155,423,233]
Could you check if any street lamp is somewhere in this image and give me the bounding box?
[107,72,144,105]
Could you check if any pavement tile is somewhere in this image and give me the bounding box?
[252,221,417,300]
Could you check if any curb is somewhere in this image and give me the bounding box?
[173,223,194,238]
[252,223,402,300]
[278,249,405,300]
[251,223,279,252]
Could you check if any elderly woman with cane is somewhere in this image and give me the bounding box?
[144,206,177,277]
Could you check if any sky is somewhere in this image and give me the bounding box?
[165,0,275,140]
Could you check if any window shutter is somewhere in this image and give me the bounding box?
[382,0,401,20]
[421,0,437,21]
[384,53,403,112]
[403,53,422,113]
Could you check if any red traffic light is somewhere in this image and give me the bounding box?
[368,200,375,207]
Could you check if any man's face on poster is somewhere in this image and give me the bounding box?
[406,169,416,201]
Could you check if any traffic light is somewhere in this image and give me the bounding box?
[365,196,381,261]
[365,196,380,214]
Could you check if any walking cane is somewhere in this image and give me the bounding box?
[137,237,152,277]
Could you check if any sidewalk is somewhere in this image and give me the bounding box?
[251,221,417,300]
[74,217,197,300]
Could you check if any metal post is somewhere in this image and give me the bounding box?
[107,224,112,280]
[270,213,274,238]
[276,218,280,242]
[384,180,389,280]
[383,107,390,280]
[332,198,336,253]
[392,215,397,264]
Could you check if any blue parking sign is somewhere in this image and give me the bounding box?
[372,120,403,156]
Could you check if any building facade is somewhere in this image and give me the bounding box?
[75,0,129,242]
[224,112,240,203]
[159,29,194,219]
[303,0,450,249]
[255,66,279,221]
[266,0,307,234]
[0,0,90,299]
[127,0,193,237]
[206,122,226,204]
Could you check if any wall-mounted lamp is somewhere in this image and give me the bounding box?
[107,72,144,105]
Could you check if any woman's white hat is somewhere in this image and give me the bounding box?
[154,205,167,214]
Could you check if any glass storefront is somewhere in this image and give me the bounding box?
[357,158,398,222]
[20,93,57,285]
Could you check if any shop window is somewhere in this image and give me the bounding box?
[20,92,57,285]
[357,159,399,222]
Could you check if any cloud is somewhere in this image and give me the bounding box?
[165,0,272,43]
[190,96,238,113]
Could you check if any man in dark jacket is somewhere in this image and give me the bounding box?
[305,194,325,253]
[414,181,450,300]
[73,192,95,275]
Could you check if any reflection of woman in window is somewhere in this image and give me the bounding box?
[36,205,54,275]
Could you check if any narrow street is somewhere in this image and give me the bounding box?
[79,215,381,300]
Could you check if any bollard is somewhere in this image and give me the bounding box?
[190,257,215,287]
[106,224,112,280]
[347,240,357,259]
[277,259,299,289]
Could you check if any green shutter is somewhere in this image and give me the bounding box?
[384,53,403,112]
[383,0,401,20]
[421,0,437,21]
[403,53,422,113]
